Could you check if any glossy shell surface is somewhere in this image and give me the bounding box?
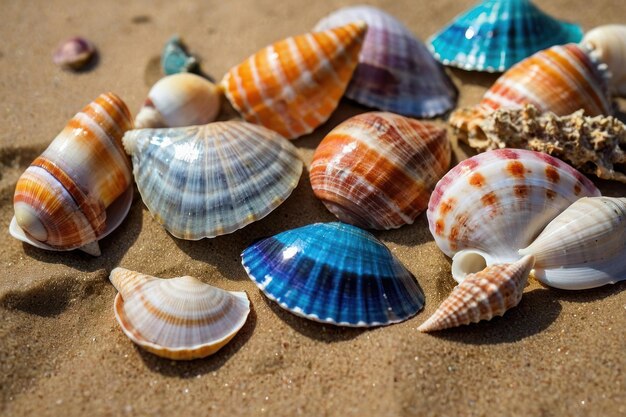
[53,37,97,70]
[310,112,450,229]
[241,222,425,327]
[582,24,626,96]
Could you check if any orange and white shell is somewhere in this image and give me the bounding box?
[110,268,250,360]
[11,93,133,256]
[418,255,535,332]
[581,25,626,97]
[221,21,367,140]
[310,112,450,229]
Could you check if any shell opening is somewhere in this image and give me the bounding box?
[14,203,48,242]
[451,250,488,282]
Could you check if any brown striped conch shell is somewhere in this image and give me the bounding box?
[110,268,250,360]
[221,21,367,139]
[10,93,133,256]
[418,255,535,332]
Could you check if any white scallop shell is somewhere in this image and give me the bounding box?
[582,25,626,97]
[110,267,250,360]
[122,121,303,239]
[519,197,626,290]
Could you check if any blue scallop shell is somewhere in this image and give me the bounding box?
[428,0,583,72]
[241,222,425,327]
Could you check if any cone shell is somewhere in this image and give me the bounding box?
[520,197,626,290]
[450,44,613,140]
[122,121,303,240]
[427,149,600,282]
[12,93,133,254]
[310,112,450,229]
[241,222,425,327]
[418,255,535,332]
[110,268,250,360]
[582,25,626,97]
[313,6,457,117]
[221,22,367,139]
[135,73,221,129]
[428,0,583,72]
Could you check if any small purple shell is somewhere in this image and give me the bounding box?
[53,37,97,70]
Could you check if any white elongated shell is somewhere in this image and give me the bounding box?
[135,73,221,128]
[110,268,250,360]
[582,25,626,97]
[122,121,303,239]
[519,197,626,290]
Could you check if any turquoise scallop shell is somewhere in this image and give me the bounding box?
[428,0,583,72]
[241,222,425,327]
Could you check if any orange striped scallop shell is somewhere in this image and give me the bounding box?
[221,22,367,139]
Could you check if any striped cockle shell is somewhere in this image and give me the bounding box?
[427,149,600,282]
[110,267,250,360]
[135,73,221,129]
[519,197,626,290]
[582,25,626,97]
[122,121,303,240]
[418,255,535,332]
[241,222,425,327]
[221,21,367,140]
[450,44,613,142]
[310,112,450,229]
[11,93,133,256]
[313,5,457,117]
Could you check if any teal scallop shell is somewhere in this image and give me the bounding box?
[241,222,425,327]
[428,0,583,72]
[122,121,303,239]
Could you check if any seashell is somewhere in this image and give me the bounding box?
[428,0,582,72]
[427,149,600,283]
[221,22,367,140]
[135,73,221,129]
[11,93,133,256]
[109,267,250,360]
[53,37,97,70]
[122,121,303,239]
[313,5,457,117]
[241,222,424,327]
[310,112,451,229]
[581,24,626,97]
[450,44,613,142]
[463,104,626,183]
[519,197,626,290]
[161,35,199,75]
[418,255,535,332]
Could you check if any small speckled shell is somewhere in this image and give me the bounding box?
[110,268,250,360]
[310,112,450,229]
[221,22,367,139]
[418,255,535,332]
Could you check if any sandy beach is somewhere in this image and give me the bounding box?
[1,0,625,416]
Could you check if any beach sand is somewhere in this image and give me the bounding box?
[1,0,625,416]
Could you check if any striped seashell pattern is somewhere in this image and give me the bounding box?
[12,93,133,256]
[310,112,450,230]
[313,5,457,117]
[110,267,250,360]
[427,149,600,283]
[241,222,425,327]
[122,121,303,240]
[418,255,535,332]
[221,21,367,140]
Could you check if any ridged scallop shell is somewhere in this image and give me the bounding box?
[450,44,613,142]
[110,267,250,360]
[11,93,133,256]
[310,112,450,229]
[418,255,535,332]
[135,73,221,129]
[519,197,626,290]
[427,149,600,282]
[122,121,303,240]
[428,0,582,72]
[313,6,457,117]
[241,222,425,327]
[582,25,626,97]
[221,22,367,140]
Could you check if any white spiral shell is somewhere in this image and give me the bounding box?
[582,25,626,97]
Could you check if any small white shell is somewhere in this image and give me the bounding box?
[582,25,626,97]
[519,197,626,290]
[135,73,221,129]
